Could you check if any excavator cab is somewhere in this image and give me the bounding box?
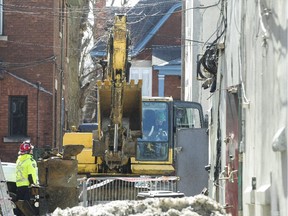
[64,14,206,177]
[137,101,169,161]
[131,97,205,175]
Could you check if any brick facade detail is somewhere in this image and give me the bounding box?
[0,0,67,162]
[0,74,53,162]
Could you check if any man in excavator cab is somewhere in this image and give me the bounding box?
[140,109,168,158]
[154,111,168,141]
[142,110,168,140]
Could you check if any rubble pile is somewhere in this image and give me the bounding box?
[51,194,227,216]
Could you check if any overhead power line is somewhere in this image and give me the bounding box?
[0,0,223,54]
[0,1,221,20]
[0,56,56,70]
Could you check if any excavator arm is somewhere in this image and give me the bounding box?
[93,14,142,172]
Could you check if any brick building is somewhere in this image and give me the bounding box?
[0,0,68,162]
[91,0,182,99]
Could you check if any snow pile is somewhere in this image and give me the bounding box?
[51,195,227,216]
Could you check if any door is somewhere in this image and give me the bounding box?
[225,92,239,215]
[173,101,208,196]
[175,128,208,196]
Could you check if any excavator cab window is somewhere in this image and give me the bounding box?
[174,107,201,129]
[173,101,204,133]
[137,102,170,161]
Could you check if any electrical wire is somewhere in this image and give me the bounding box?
[202,1,226,48]
[0,0,222,21]
[0,1,223,63]
[196,0,227,93]
[0,56,56,70]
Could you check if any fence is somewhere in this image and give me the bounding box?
[79,176,179,206]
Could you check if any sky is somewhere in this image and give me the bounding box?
[50,194,227,216]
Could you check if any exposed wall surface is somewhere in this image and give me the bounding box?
[183,0,220,113]
[0,0,68,161]
[0,0,56,92]
[240,1,287,215]
[203,0,288,215]
[0,73,53,162]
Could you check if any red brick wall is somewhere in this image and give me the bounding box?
[1,0,57,92]
[95,0,107,40]
[152,71,181,100]
[152,70,158,96]
[0,73,53,162]
[165,75,181,100]
[0,0,66,162]
[132,10,181,59]
[135,49,152,61]
[149,10,181,46]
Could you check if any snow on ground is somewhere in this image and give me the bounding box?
[50,195,227,216]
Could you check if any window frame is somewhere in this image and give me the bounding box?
[136,101,170,161]
[9,96,28,137]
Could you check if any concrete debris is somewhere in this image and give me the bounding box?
[50,195,228,216]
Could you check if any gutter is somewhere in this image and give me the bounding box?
[6,71,52,95]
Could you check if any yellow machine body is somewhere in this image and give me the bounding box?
[92,14,143,171]
[63,132,99,174]
[63,15,205,177]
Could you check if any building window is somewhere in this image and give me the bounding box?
[0,0,3,35]
[9,96,28,137]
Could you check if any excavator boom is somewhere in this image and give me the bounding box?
[93,14,142,171]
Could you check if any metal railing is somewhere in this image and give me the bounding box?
[79,176,179,206]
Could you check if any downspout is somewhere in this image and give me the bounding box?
[238,0,247,214]
[36,81,40,149]
[181,0,186,100]
[238,86,244,216]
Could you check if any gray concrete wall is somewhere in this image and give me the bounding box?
[240,1,287,215]
[204,0,288,215]
[182,0,219,114]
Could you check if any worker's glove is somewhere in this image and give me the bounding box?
[29,184,40,188]
[157,130,167,138]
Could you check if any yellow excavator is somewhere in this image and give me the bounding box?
[63,14,206,176]
[9,15,207,215]
[93,14,142,172]
[64,14,142,174]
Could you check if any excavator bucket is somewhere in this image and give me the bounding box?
[92,14,143,170]
[62,144,84,160]
[37,146,83,214]
[97,79,142,134]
